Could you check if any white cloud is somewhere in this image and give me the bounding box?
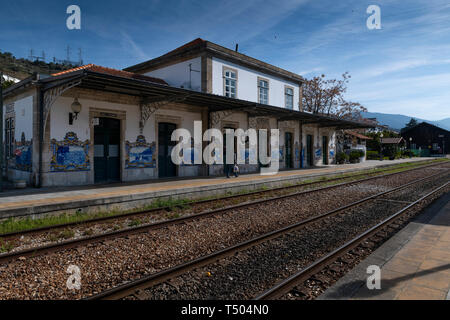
[119,31,150,61]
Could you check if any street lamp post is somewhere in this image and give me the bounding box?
[379,133,383,161]
[409,137,413,158]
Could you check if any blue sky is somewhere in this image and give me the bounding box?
[1,0,449,120]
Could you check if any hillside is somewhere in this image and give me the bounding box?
[362,112,450,131]
[0,51,77,80]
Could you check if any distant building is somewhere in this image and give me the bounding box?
[365,117,398,134]
[2,74,20,83]
[401,122,449,156]
[337,130,372,160]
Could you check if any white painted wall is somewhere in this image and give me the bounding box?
[14,96,33,141]
[50,96,146,142]
[144,57,202,91]
[211,57,300,110]
[2,96,33,142]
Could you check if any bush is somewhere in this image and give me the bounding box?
[336,152,349,164]
[401,150,414,158]
[349,150,362,163]
[367,150,379,160]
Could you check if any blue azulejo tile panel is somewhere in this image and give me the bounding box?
[50,132,90,172]
[125,135,156,169]
[329,149,335,159]
[278,148,284,162]
[295,141,300,163]
[11,132,32,172]
[315,148,322,160]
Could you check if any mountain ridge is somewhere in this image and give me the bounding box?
[362,112,450,131]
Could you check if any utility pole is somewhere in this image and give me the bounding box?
[0,71,3,192]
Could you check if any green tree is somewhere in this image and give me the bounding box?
[401,118,418,133]
[2,79,14,89]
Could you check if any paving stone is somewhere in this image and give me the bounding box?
[396,284,447,300]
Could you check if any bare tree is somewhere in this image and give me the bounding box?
[302,72,367,120]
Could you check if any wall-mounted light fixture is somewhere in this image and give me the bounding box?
[69,97,82,125]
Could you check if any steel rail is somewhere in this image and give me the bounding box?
[0,160,443,239]
[1,163,445,265]
[255,181,450,300]
[85,169,448,300]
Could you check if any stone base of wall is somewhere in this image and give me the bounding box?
[123,168,157,181]
[42,171,91,187]
[7,169,33,186]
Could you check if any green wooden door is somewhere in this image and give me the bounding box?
[158,123,177,178]
[285,132,293,168]
[322,136,328,165]
[306,135,313,166]
[94,117,121,183]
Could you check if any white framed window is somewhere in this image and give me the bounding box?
[285,86,294,109]
[258,78,269,104]
[223,68,237,98]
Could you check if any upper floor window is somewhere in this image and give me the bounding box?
[223,68,237,98]
[258,78,269,104]
[285,86,294,109]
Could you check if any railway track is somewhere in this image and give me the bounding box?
[0,161,446,264]
[1,160,440,241]
[256,182,449,300]
[85,166,450,300]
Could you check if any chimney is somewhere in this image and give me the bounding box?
[235,44,239,52]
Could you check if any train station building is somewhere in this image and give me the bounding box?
[2,39,371,187]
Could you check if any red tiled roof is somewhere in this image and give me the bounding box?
[345,130,372,140]
[51,64,168,85]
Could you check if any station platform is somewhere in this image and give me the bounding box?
[319,191,450,300]
[0,158,436,219]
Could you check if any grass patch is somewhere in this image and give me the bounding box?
[167,212,181,219]
[0,238,15,253]
[128,219,142,227]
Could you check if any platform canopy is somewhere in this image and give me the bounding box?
[7,67,374,130]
